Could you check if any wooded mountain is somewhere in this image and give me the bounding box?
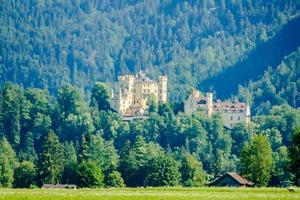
[0,0,299,102]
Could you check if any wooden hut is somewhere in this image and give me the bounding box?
[209,172,254,187]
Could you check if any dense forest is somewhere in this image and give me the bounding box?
[0,0,299,189]
[0,0,299,100]
[0,82,299,188]
[238,48,300,115]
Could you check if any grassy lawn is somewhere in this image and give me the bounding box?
[0,187,299,200]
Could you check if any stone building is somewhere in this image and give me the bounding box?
[110,72,167,116]
[184,89,250,129]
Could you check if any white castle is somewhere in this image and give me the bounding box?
[184,89,251,129]
[110,72,167,116]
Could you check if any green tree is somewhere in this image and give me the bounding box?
[61,142,78,184]
[76,161,104,188]
[87,134,119,175]
[23,88,52,154]
[56,85,83,116]
[13,161,36,188]
[271,146,293,186]
[93,111,120,140]
[19,131,37,163]
[240,134,273,187]
[230,123,253,155]
[289,127,300,186]
[145,153,180,186]
[207,114,234,175]
[119,136,162,187]
[78,134,90,163]
[158,103,175,120]
[0,83,23,149]
[180,153,206,186]
[0,137,17,187]
[90,82,110,111]
[55,85,94,141]
[38,130,64,184]
[105,171,125,187]
[147,94,158,113]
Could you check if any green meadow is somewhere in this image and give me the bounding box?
[0,187,299,200]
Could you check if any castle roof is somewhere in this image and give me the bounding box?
[213,101,248,112]
[134,76,158,84]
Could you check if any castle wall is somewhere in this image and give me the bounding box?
[220,111,248,129]
[111,73,167,116]
[184,89,250,129]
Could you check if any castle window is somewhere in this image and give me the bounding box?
[238,116,240,120]
[231,116,233,121]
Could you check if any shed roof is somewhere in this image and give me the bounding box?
[211,172,254,186]
[227,173,254,185]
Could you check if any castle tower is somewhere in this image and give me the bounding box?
[159,76,168,103]
[111,88,114,99]
[245,102,251,127]
[206,92,213,117]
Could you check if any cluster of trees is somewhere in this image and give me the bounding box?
[0,0,298,101]
[0,82,299,188]
[238,48,300,115]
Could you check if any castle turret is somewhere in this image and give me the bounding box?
[206,92,213,117]
[111,88,114,99]
[159,76,168,103]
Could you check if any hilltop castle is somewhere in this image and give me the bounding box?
[184,89,250,129]
[110,72,167,116]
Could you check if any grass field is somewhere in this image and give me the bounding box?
[0,187,299,200]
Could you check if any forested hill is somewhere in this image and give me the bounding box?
[0,0,299,101]
[201,16,300,99]
[238,47,300,115]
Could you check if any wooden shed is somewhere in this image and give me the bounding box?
[209,172,254,187]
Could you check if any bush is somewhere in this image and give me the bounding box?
[13,161,36,188]
[76,161,104,188]
[105,171,125,187]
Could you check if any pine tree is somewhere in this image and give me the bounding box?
[19,131,37,163]
[61,142,78,184]
[38,130,64,184]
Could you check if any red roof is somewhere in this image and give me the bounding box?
[211,172,254,186]
[227,173,254,185]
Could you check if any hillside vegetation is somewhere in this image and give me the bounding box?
[0,82,299,188]
[238,48,300,115]
[0,0,299,100]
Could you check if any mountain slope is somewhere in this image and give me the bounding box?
[0,0,299,101]
[237,47,300,114]
[200,15,300,99]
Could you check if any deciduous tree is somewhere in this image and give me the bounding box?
[240,134,273,187]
